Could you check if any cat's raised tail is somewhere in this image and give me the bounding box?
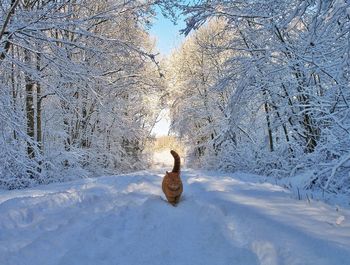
[170,150,180,173]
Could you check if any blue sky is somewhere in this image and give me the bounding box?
[151,109,171,136]
[150,9,186,136]
[149,8,186,55]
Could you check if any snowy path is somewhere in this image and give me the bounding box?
[0,169,350,265]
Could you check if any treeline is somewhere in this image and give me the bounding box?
[0,0,165,189]
[166,0,350,193]
[152,135,185,153]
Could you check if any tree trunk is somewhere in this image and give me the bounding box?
[264,101,274,152]
[24,48,35,160]
[0,0,20,62]
[36,52,43,172]
[11,44,17,140]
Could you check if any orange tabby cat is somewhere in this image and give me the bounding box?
[162,150,183,205]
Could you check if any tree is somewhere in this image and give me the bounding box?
[166,0,350,193]
[0,0,166,188]
[168,19,233,167]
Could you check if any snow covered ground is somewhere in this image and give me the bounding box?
[152,150,174,168]
[0,169,350,265]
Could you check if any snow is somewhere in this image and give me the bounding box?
[1,169,350,265]
[152,150,175,168]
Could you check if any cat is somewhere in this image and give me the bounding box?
[162,150,183,206]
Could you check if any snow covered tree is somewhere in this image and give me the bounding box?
[0,0,165,188]
[168,19,233,167]
[166,0,350,193]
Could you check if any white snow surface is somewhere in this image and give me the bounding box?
[1,169,350,265]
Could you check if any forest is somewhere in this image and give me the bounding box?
[1,0,350,196]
